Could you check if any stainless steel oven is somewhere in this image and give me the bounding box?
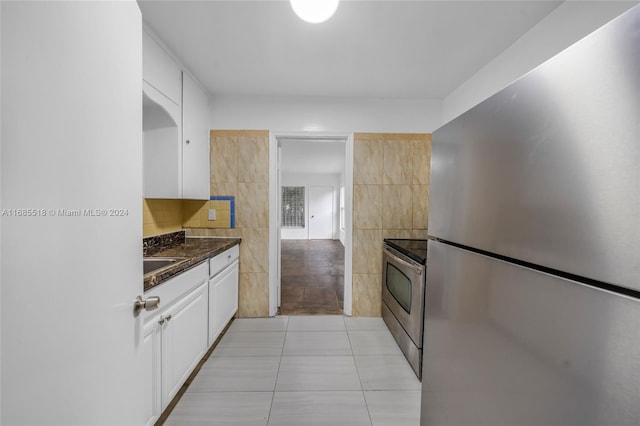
[382,239,427,379]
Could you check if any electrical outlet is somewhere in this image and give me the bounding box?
[208,209,216,221]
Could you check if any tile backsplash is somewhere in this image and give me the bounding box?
[144,197,238,237]
[143,199,183,237]
[182,197,235,229]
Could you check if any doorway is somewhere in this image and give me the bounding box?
[268,132,354,316]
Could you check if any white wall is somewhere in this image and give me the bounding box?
[281,172,341,240]
[442,1,638,124]
[211,95,443,134]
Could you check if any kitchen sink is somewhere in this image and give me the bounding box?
[143,257,187,275]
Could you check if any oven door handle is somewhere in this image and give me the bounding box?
[383,247,424,275]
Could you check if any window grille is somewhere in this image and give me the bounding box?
[282,186,305,228]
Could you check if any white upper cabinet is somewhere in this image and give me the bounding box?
[182,72,211,200]
[143,90,181,199]
[143,30,181,106]
[142,28,210,200]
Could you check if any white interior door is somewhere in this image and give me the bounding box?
[277,143,282,306]
[1,2,146,424]
[309,186,334,239]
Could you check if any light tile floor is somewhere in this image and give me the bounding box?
[165,315,421,426]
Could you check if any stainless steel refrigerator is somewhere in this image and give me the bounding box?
[421,5,640,425]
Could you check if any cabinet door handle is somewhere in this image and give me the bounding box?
[133,295,160,316]
[185,139,191,144]
[158,314,172,325]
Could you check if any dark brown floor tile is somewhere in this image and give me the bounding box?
[279,239,344,315]
[302,287,340,309]
[282,274,339,289]
[335,285,344,303]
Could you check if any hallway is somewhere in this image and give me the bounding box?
[280,240,344,315]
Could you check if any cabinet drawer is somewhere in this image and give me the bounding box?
[143,262,208,323]
[209,245,240,277]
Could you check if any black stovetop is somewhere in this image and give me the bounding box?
[384,239,428,265]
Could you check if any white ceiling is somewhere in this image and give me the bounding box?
[280,140,346,174]
[138,0,563,175]
[138,0,562,99]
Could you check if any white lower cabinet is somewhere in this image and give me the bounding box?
[143,263,208,426]
[161,282,208,405]
[208,260,239,346]
[143,245,240,424]
[143,318,162,426]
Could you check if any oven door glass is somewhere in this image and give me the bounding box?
[386,263,412,313]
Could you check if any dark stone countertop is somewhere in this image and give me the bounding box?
[144,233,241,291]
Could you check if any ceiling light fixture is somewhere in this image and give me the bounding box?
[290,0,339,24]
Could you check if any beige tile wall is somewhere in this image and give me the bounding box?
[352,133,432,316]
[157,130,431,318]
[187,130,271,318]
